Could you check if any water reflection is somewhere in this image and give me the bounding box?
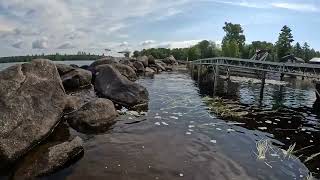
[197,74,320,178]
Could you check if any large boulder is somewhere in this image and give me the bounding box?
[155,62,166,72]
[112,64,137,81]
[145,67,155,77]
[13,137,84,179]
[90,57,117,68]
[133,61,145,74]
[162,55,177,65]
[66,98,118,133]
[137,56,148,67]
[148,55,156,65]
[55,64,75,76]
[119,59,137,72]
[0,59,66,164]
[61,68,92,91]
[94,65,149,108]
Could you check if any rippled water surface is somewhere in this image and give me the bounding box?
[0,62,320,179]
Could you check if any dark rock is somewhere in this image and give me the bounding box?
[68,85,97,105]
[90,57,117,68]
[61,68,92,91]
[162,55,177,65]
[148,55,155,65]
[137,56,148,67]
[70,64,79,68]
[119,59,137,72]
[0,59,66,164]
[94,65,149,109]
[55,64,76,76]
[66,98,118,133]
[133,61,145,74]
[12,137,83,179]
[112,64,137,81]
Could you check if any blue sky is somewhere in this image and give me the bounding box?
[0,0,319,57]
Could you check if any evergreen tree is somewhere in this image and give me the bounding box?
[275,25,294,60]
[303,42,311,62]
[293,42,303,59]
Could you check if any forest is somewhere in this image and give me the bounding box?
[133,23,320,62]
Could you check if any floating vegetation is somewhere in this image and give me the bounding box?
[202,96,248,120]
[256,139,269,160]
[305,152,320,163]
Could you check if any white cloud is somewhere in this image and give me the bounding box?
[141,40,156,46]
[153,39,202,49]
[119,41,129,47]
[12,41,23,49]
[32,37,48,49]
[271,2,319,12]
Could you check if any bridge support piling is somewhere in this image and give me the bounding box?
[316,81,320,102]
[280,73,284,81]
[260,72,266,101]
[213,65,220,95]
[197,65,202,83]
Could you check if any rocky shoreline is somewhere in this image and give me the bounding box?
[0,55,179,179]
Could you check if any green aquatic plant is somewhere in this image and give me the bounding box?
[255,139,269,160]
[283,143,296,159]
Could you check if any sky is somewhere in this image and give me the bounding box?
[0,0,319,57]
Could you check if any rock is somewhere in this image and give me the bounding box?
[64,95,83,113]
[68,85,98,105]
[162,55,177,65]
[94,65,149,109]
[13,137,84,179]
[55,64,75,76]
[165,65,173,72]
[61,68,92,91]
[119,59,137,72]
[90,57,117,68]
[155,62,166,71]
[133,61,145,74]
[112,64,137,81]
[66,98,118,133]
[0,59,66,164]
[137,56,149,67]
[145,67,155,77]
[148,55,155,65]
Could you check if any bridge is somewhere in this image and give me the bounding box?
[191,57,320,79]
[189,56,320,105]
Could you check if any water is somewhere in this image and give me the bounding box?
[0,62,319,179]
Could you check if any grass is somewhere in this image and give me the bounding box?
[256,139,269,160]
[283,143,296,159]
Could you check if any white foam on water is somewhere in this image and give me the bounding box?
[258,127,267,130]
[265,120,272,124]
[155,122,161,126]
[155,116,162,119]
[161,122,169,126]
[169,116,179,120]
[186,132,192,135]
[210,140,217,144]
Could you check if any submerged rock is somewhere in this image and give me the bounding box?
[112,63,137,81]
[66,98,118,133]
[13,137,84,179]
[0,59,66,165]
[61,68,92,90]
[94,65,149,109]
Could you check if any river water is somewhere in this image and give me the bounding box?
[0,61,319,179]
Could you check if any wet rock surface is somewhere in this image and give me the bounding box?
[94,65,149,109]
[13,136,84,179]
[0,59,66,164]
[66,98,118,133]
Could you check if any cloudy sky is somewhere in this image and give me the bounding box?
[0,0,319,57]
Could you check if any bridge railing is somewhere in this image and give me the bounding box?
[191,57,320,79]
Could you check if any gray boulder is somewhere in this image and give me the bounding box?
[119,59,137,72]
[145,67,155,77]
[13,137,84,179]
[61,68,92,90]
[0,59,66,164]
[133,61,145,74]
[66,98,118,133]
[162,55,177,65]
[90,57,117,68]
[55,64,75,76]
[155,62,166,71]
[137,55,148,67]
[94,65,149,109]
[148,55,156,65]
[112,63,137,81]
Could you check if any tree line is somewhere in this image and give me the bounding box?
[133,22,320,62]
[0,52,102,63]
